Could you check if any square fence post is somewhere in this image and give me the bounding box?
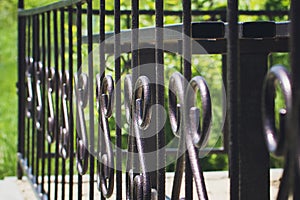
[239,51,270,199]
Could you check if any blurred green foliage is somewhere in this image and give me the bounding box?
[0,0,18,179]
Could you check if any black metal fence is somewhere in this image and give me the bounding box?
[17,0,300,199]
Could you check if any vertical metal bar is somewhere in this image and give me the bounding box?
[68,6,74,200]
[221,55,229,153]
[31,14,36,182]
[35,14,41,187]
[27,17,31,61]
[99,0,105,198]
[17,0,26,180]
[155,1,165,199]
[32,14,39,185]
[18,0,24,13]
[133,0,139,188]
[26,16,31,167]
[46,10,52,199]
[114,0,122,199]
[60,8,66,200]
[127,1,139,198]
[27,110,31,168]
[183,0,192,199]
[99,0,105,79]
[53,9,60,200]
[87,0,95,199]
[41,12,46,195]
[131,0,139,80]
[290,0,300,198]
[226,1,239,199]
[76,3,83,200]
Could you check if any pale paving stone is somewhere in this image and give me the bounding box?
[13,169,283,200]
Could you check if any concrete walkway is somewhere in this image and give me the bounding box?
[1,169,283,200]
[0,177,33,200]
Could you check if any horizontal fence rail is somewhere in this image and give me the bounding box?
[16,0,300,199]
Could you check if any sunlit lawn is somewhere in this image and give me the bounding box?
[0,7,18,179]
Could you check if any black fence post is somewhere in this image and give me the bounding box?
[239,52,270,199]
[227,1,240,199]
[290,0,300,198]
[17,0,26,180]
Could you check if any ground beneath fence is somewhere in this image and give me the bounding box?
[2,169,282,200]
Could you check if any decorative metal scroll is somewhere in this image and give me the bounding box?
[96,74,115,198]
[262,65,300,199]
[25,57,33,119]
[75,72,89,175]
[59,71,70,159]
[169,72,212,200]
[35,62,43,132]
[46,67,56,143]
[125,75,152,200]
[25,58,44,131]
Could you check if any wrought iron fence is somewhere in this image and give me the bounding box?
[17,0,300,199]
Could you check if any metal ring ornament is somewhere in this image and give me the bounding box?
[262,65,292,156]
[75,73,89,175]
[96,74,115,198]
[186,76,212,149]
[168,72,185,137]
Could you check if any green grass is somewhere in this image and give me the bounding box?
[0,8,18,179]
[0,0,54,180]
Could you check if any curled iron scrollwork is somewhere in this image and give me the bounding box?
[186,76,212,149]
[35,62,43,132]
[25,58,46,132]
[169,72,211,200]
[75,72,89,175]
[25,57,33,119]
[125,75,152,200]
[59,71,71,159]
[47,67,56,143]
[261,65,299,199]
[262,65,292,156]
[168,72,185,200]
[96,74,115,198]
